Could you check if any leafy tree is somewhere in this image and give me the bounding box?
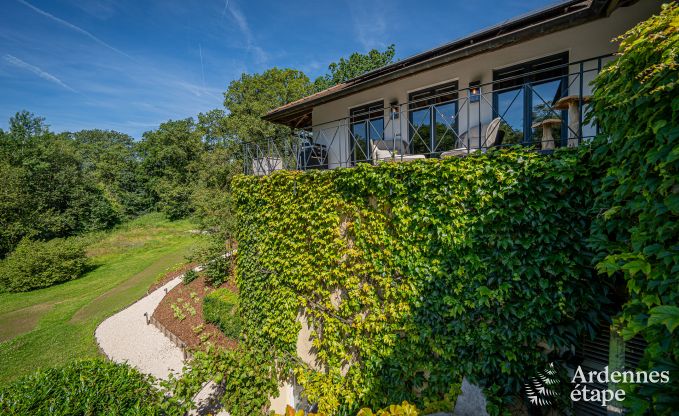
[2,110,48,160]
[0,113,118,257]
[223,68,312,143]
[137,118,204,220]
[197,109,233,149]
[313,44,396,91]
[71,129,152,217]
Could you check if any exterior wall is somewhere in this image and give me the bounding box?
[310,0,659,163]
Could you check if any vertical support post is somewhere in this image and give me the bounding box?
[578,62,584,145]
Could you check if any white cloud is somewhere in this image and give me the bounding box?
[226,1,268,64]
[347,0,388,51]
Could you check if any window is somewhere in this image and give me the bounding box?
[408,81,459,156]
[493,53,568,147]
[349,101,384,164]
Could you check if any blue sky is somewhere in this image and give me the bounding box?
[0,0,554,139]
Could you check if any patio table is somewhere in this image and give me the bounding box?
[531,118,562,150]
[554,95,592,147]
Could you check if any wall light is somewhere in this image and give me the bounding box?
[469,81,481,103]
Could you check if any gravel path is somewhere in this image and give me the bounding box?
[95,276,185,380]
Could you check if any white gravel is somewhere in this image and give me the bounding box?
[95,276,185,380]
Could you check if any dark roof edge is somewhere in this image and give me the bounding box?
[264,0,615,125]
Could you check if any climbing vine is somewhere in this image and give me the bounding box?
[587,4,679,413]
[232,148,604,414]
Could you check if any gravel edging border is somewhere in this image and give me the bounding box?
[149,314,192,360]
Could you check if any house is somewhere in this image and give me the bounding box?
[249,0,661,175]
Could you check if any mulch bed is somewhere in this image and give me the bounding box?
[147,262,199,294]
[152,275,238,351]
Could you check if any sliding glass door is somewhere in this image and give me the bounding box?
[349,101,384,164]
[493,53,568,148]
[408,81,458,156]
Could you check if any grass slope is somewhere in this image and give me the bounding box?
[0,213,197,384]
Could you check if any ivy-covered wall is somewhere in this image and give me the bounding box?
[586,4,678,413]
[233,149,604,413]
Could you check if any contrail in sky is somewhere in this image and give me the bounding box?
[221,0,230,22]
[16,0,132,59]
[199,43,206,88]
[3,54,77,92]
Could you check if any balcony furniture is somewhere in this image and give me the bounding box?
[252,157,283,176]
[440,117,504,158]
[531,118,562,150]
[373,139,409,154]
[371,140,425,164]
[298,142,328,170]
[553,95,592,147]
[379,154,426,163]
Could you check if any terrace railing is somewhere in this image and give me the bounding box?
[243,55,612,175]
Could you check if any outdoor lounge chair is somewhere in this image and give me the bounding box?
[440,117,504,158]
[371,139,425,164]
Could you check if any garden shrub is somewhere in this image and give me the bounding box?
[231,148,603,414]
[183,269,198,284]
[203,288,241,338]
[0,359,184,415]
[587,4,679,413]
[0,236,88,292]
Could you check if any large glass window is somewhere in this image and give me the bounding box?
[349,101,384,164]
[493,53,568,147]
[408,81,458,156]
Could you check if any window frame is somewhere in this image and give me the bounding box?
[407,80,459,156]
[349,100,385,164]
[492,52,569,146]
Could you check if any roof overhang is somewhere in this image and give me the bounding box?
[264,0,620,128]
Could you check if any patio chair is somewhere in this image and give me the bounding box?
[440,117,504,158]
[371,139,425,164]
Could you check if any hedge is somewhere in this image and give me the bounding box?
[0,236,88,292]
[203,288,241,338]
[0,359,183,415]
[231,147,603,414]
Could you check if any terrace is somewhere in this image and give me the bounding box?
[244,54,612,175]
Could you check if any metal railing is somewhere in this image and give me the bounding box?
[244,55,611,175]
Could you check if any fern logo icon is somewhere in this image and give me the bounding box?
[524,363,560,406]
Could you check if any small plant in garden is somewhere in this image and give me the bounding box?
[171,303,186,321]
[190,291,199,302]
[182,269,198,285]
[192,324,204,334]
[182,302,196,317]
[199,332,212,343]
[203,288,240,338]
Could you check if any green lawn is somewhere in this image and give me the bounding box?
[0,213,199,384]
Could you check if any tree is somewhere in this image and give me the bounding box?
[313,44,396,92]
[223,68,312,144]
[137,118,204,220]
[0,112,119,257]
[71,129,152,217]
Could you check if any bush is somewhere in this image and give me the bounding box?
[0,359,183,415]
[203,288,241,338]
[0,237,88,292]
[191,236,234,287]
[183,269,198,285]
